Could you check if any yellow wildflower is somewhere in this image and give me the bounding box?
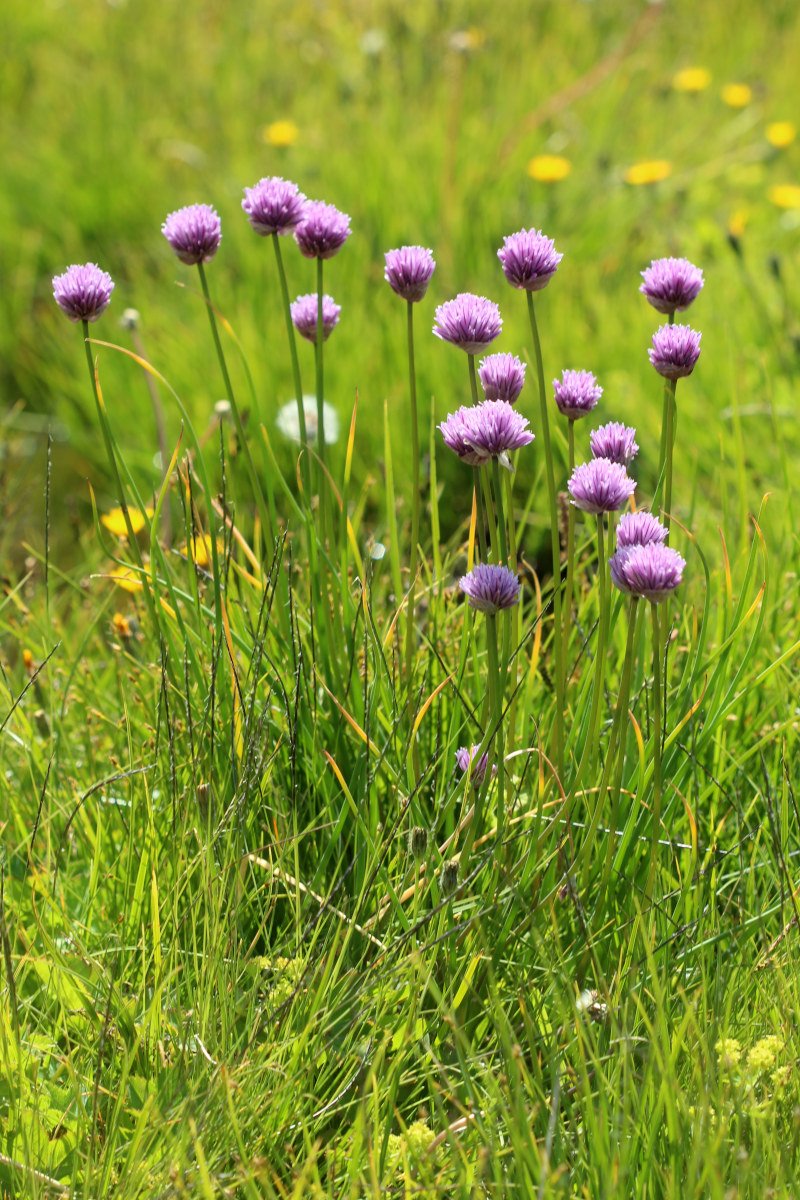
[101,506,152,539]
[527,154,572,183]
[624,160,672,186]
[721,83,752,109]
[673,67,711,93]
[182,535,223,568]
[746,1035,782,1074]
[772,1064,791,1089]
[22,648,35,675]
[727,209,749,238]
[110,565,144,593]
[768,184,800,210]
[766,121,796,149]
[111,612,134,641]
[715,1038,742,1070]
[263,120,298,148]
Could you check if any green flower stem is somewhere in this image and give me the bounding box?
[404,300,421,687]
[572,513,609,800]
[561,418,577,671]
[654,308,675,527]
[596,596,640,893]
[662,378,677,537]
[196,262,276,546]
[573,593,639,885]
[527,291,565,775]
[82,324,158,635]
[271,232,310,497]
[473,468,488,562]
[504,469,521,745]
[315,258,331,545]
[491,458,509,565]
[468,353,480,406]
[646,600,663,902]
[480,469,501,563]
[486,613,506,850]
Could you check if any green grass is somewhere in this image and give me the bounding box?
[2,0,800,1196]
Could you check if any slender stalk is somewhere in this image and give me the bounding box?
[315,259,331,545]
[662,378,677,536]
[646,601,663,902]
[491,458,509,564]
[480,470,501,562]
[404,301,421,686]
[527,292,564,774]
[486,614,505,848]
[561,419,576,669]
[597,596,640,892]
[196,262,275,545]
[574,594,639,886]
[654,308,675,524]
[572,514,609,799]
[468,353,480,405]
[271,233,310,496]
[473,467,488,563]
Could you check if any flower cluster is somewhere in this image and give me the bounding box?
[384,245,436,303]
[568,458,636,514]
[52,263,115,323]
[242,176,307,235]
[640,256,704,314]
[479,353,526,404]
[290,293,341,343]
[590,421,639,466]
[459,564,520,614]
[162,204,222,265]
[497,228,563,291]
[553,369,602,420]
[649,324,702,379]
[433,293,502,354]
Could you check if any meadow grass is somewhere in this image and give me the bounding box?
[2,1,800,1196]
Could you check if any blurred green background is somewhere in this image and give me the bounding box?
[2,0,799,563]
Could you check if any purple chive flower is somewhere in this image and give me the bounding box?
[552,369,602,420]
[568,458,636,514]
[294,200,351,259]
[161,204,222,265]
[438,401,533,467]
[433,293,502,354]
[648,324,701,379]
[242,176,307,235]
[384,245,436,303]
[455,745,495,789]
[590,421,639,466]
[52,263,114,323]
[616,510,668,549]
[497,228,563,291]
[466,399,534,464]
[640,256,704,314]
[478,353,526,404]
[609,543,686,601]
[459,564,520,614]
[290,293,341,343]
[439,407,485,466]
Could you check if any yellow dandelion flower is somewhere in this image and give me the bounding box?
[263,120,299,148]
[766,121,796,149]
[721,83,752,109]
[101,506,152,539]
[768,184,800,210]
[527,154,572,183]
[22,648,35,675]
[624,160,673,186]
[110,565,144,593]
[672,67,711,93]
[182,535,223,568]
